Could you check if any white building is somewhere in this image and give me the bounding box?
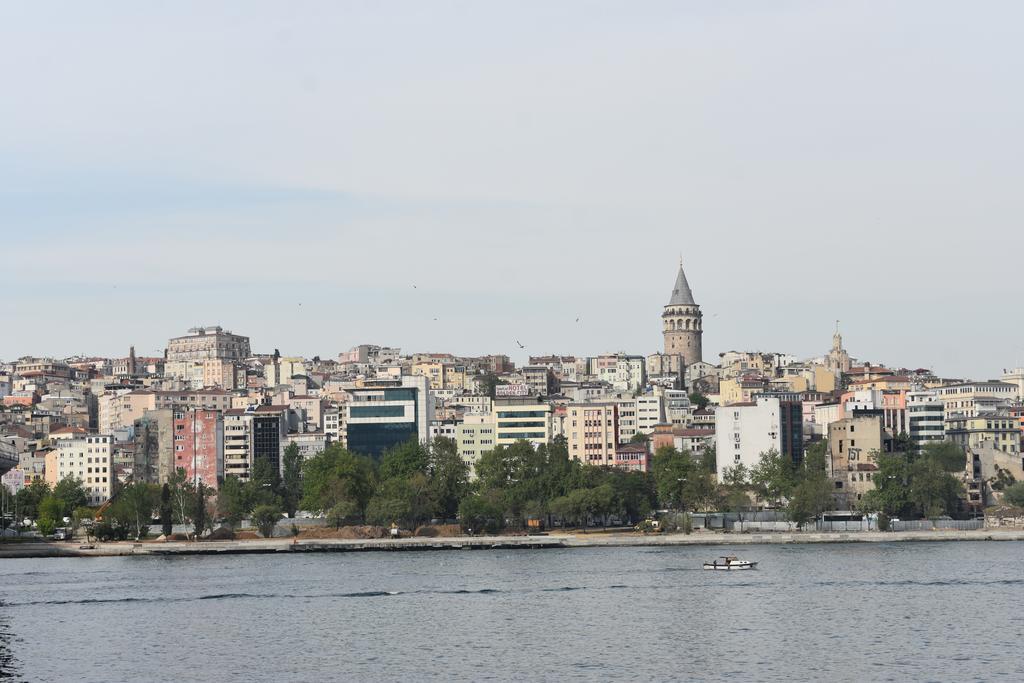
[907,390,944,450]
[935,381,1017,420]
[492,398,551,447]
[1002,368,1024,401]
[715,397,785,476]
[49,433,114,506]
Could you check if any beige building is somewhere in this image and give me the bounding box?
[265,357,306,389]
[935,381,1017,420]
[47,430,114,506]
[828,416,894,510]
[566,403,618,466]
[719,376,770,406]
[223,409,252,480]
[455,414,497,475]
[947,414,1019,456]
[98,390,157,434]
[165,326,250,379]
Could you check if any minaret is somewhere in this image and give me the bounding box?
[128,345,137,376]
[662,259,703,364]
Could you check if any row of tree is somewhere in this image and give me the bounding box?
[11,432,984,540]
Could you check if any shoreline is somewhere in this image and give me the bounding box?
[3,528,1024,559]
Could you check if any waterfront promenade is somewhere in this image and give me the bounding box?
[4,528,1024,558]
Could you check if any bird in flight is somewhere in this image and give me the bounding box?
[575,317,580,323]
[515,339,525,349]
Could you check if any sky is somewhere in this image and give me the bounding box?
[2,1,1023,378]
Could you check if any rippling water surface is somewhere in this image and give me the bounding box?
[2,541,1023,681]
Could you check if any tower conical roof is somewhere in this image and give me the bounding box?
[667,263,695,306]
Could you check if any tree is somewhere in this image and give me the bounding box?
[1002,482,1024,507]
[365,475,430,527]
[251,505,282,538]
[892,432,915,455]
[191,482,209,538]
[300,445,375,516]
[281,443,304,518]
[365,496,413,527]
[750,449,797,507]
[860,453,913,518]
[160,483,173,536]
[787,447,834,528]
[114,482,158,540]
[53,477,88,518]
[249,454,281,493]
[216,476,248,529]
[720,465,751,527]
[651,446,693,510]
[15,480,51,521]
[326,499,361,528]
[458,493,505,534]
[689,392,710,410]
[908,457,963,518]
[37,495,63,536]
[167,468,192,531]
[379,439,429,481]
[629,432,651,445]
[920,441,967,473]
[427,437,469,520]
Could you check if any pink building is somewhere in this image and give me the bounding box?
[173,409,224,489]
[612,443,651,472]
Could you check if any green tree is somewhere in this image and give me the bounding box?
[908,457,963,517]
[688,391,710,410]
[249,454,281,493]
[860,452,913,517]
[379,439,429,481]
[216,476,248,529]
[280,443,304,518]
[37,495,63,536]
[160,483,173,536]
[458,492,505,534]
[920,441,967,473]
[166,468,192,529]
[15,480,51,521]
[366,475,431,527]
[251,504,282,538]
[427,437,470,520]
[114,482,158,539]
[787,447,834,528]
[191,482,210,538]
[651,446,694,510]
[891,432,915,454]
[720,464,751,523]
[300,444,375,515]
[365,496,414,527]
[750,449,797,507]
[1002,482,1024,507]
[326,499,361,528]
[53,477,88,517]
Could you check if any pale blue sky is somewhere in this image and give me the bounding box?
[3,1,1022,377]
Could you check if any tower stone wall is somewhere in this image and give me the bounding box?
[662,262,702,365]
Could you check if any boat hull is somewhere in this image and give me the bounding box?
[703,562,757,570]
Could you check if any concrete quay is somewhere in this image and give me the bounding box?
[3,528,1024,559]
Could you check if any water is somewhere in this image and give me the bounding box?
[2,542,1023,682]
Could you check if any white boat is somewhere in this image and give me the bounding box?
[703,555,758,570]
